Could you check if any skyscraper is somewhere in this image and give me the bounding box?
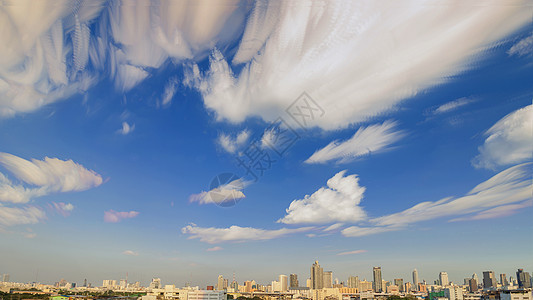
[323,271,333,288]
[348,276,359,289]
[373,267,383,293]
[500,274,508,286]
[394,279,404,292]
[440,272,449,286]
[290,274,299,288]
[413,269,419,291]
[2,274,9,283]
[311,261,324,289]
[517,269,532,289]
[217,275,225,290]
[279,275,288,292]
[469,278,478,292]
[472,273,479,283]
[483,271,497,289]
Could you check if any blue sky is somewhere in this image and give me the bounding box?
[0,0,532,288]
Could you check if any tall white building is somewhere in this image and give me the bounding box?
[216,275,225,291]
[445,286,463,300]
[280,275,288,292]
[440,272,450,286]
[413,269,419,291]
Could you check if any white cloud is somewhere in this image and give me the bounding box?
[206,246,223,252]
[181,224,313,244]
[0,205,46,227]
[433,97,474,115]
[50,202,74,217]
[0,0,246,118]
[341,225,401,237]
[508,32,533,57]
[118,121,135,135]
[104,210,139,223]
[305,121,403,164]
[0,152,103,203]
[189,178,248,206]
[449,199,533,222]
[473,104,532,169]
[278,170,367,225]
[337,249,367,256]
[160,77,179,107]
[122,250,139,256]
[370,162,532,228]
[188,1,530,130]
[323,223,344,232]
[217,130,250,154]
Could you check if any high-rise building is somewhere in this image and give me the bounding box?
[468,278,478,292]
[445,286,464,300]
[306,278,311,288]
[517,269,532,289]
[500,274,508,286]
[440,272,449,286]
[149,278,161,289]
[290,274,299,288]
[216,275,225,290]
[323,271,333,288]
[483,271,497,289]
[413,269,419,291]
[373,267,383,293]
[360,280,373,292]
[245,281,253,293]
[394,279,404,292]
[280,275,288,292]
[473,273,479,283]
[348,276,359,289]
[311,261,324,289]
[2,274,9,283]
[83,279,87,287]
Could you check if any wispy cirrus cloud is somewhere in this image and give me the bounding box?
[118,122,135,135]
[278,170,367,225]
[0,0,246,118]
[160,77,180,108]
[508,32,533,57]
[337,249,367,256]
[0,152,103,204]
[206,246,223,252]
[50,202,74,217]
[472,104,532,170]
[188,1,530,130]
[104,210,139,223]
[189,177,250,206]
[0,205,46,228]
[181,224,313,244]
[341,162,532,237]
[217,130,250,154]
[305,121,404,164]
[433,97,475,115]
[122,250,139,256]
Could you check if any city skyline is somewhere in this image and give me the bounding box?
[1,264,531,290]
[0,0,532,289]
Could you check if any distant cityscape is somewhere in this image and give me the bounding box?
[1,261,531,300]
